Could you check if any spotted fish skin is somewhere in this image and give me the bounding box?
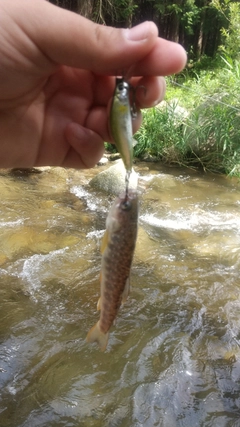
[86,190,138,351]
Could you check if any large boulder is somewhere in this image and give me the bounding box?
[89,159,138,195]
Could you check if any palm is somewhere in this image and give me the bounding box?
[0,63,112,168]
[0,1,186,169]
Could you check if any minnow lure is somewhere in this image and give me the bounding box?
[110,78,133,181]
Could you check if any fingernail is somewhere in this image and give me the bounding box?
[126,22,152,42]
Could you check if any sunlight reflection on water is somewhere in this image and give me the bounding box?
[1,164,240,426]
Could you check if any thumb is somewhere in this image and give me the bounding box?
[22,1,159,75]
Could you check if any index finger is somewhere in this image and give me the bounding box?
[126,39,187,78]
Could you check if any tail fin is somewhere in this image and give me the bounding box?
[86,321,109,351]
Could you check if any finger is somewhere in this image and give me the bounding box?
[24,1,159,75]
[130,76,166,108]
[127,39,187,77]
[65,123,105,169]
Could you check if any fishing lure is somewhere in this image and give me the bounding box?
[110,78,134,194]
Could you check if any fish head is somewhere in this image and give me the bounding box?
[106,190,138,233]
[118,190,138,215]
[115,78,129,104]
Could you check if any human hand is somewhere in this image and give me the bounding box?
[0,0,186,169]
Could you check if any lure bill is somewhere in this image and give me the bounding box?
[86,190,138,351]
[110,78,133,175]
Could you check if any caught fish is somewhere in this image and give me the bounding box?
[110,78,133,173]
[86,190,138,351]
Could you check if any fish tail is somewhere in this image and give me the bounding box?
[86,321,109,351]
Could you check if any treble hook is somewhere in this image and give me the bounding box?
[130,84,147,119]
[119,71,147,119]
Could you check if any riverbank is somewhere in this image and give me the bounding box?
[118,60,240,177]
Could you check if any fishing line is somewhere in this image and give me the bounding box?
[125,170,131,199]
[169,79,240,113]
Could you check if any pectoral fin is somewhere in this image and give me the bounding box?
[100,230,109,254]
[97,297,101,311]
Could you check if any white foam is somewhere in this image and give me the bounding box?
[141,210,240,232]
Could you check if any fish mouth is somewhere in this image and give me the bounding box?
[119,189,138,212]
[120,198,132,211]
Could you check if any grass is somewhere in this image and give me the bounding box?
[134,102,186,165]
[133,57,240,176]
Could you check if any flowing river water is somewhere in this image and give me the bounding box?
[0,162,240,427]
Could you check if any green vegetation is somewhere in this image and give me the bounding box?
[53,0,240,175]
[133,1,240,176]
[134,57,240,175]
[105,52,240,175]
[52,0,236,63]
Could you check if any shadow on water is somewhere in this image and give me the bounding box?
[1,164,240,426]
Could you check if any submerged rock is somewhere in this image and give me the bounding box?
[89,159,138,195]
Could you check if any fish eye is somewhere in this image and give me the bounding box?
[121,200,132,211]
[118,82,124,91]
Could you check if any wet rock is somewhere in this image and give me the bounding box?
[35,166,52,172]
[10,168,43,176]
[89,160,138,195]
[109,152,121,161]
[97,155,109,166]
[142,154,159,162]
